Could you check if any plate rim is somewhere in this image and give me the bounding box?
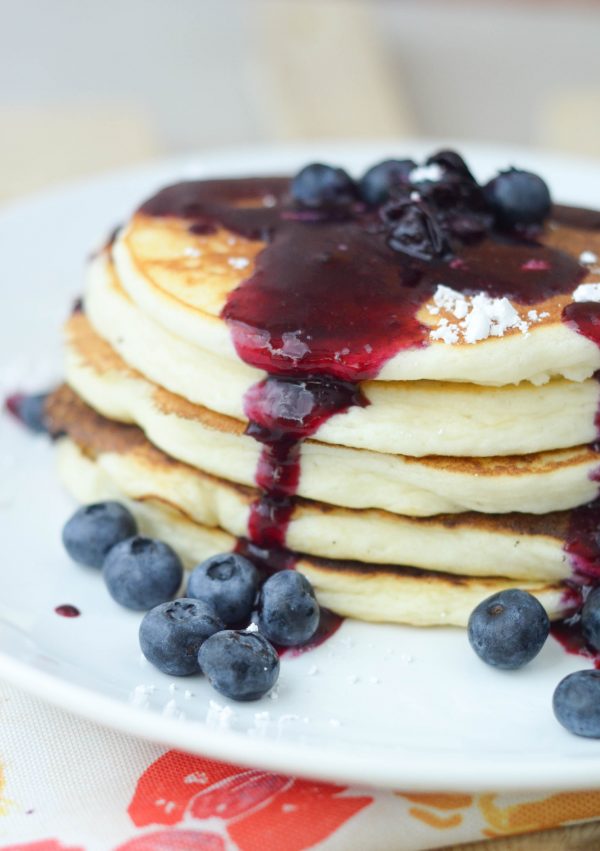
[3,646,600,792]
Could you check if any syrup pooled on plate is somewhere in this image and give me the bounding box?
[54,604,81,618]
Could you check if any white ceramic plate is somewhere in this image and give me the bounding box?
[3,141,600,792]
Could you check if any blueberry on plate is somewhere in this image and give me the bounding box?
[553,670,600,738]
[484,168,551,227]
[581,587,600,651]
[103,535,183,610]
[467,588,550,669]
[139,597,224,676]
[5,392,49,433]
[187,552,259,626]
[199,630,280,700]
[291,163,357,209]
[62,501,137,568]
[359,158,416,206]
[257,571,320,647]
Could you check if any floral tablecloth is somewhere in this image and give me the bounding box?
[2,683,600,850]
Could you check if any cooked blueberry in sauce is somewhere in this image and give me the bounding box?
[386,200,452,260]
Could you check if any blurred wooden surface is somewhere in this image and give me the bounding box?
[446,820,600,849]
[249,0,415,140]
[0,105,159,201]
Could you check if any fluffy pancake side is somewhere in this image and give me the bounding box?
[63,317,600,515]
[54,431,572,628]
[47,387,593,582]
[84,255,600,457]
[113,201,600,386]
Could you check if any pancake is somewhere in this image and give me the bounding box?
[54,432,572,628]
[84,254,600,458]
[112,179,600,387]
[47,388,594,583]
[63,315,600,516]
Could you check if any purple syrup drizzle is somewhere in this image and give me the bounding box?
[140,177,600,657]
[563,302,600,349]
[550,618,600,669]
[243,376,366,547]
[54,604,80,618]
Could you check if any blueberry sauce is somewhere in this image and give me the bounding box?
[564,498,600,581]
[140,179,589,557]
[54,604,80,618]
[563,302,600,349]
[244,376,366,547]
[139,176,600,653]
[5,393,26,422]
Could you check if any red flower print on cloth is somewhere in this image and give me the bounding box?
[0,843,84,851]
[116,830,225,850]
[128,750,373,851]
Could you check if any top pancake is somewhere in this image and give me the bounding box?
[113,176,600,387]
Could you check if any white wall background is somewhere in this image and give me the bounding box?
[1,0,599,197]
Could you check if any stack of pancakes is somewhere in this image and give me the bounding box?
[47,175,600,627]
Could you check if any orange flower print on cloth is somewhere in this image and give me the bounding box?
[127,750,373,851]
[479,790,600,837]
[398,792,474,830]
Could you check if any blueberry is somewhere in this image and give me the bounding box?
[291,163,357,209]
[581,587,600,650]
[198,630,279,700]
[62,501,137,568]
[385,201,451,261]
[467,589,550,669]
[257,571,320,647]
[5,392,49,433]
[139,597,224,676]
[187,552,259,626]
[425,149,476,182]
[484,168,551,227]
[103,536,183,610]
[553,670,600,737]
[359,159,416,206]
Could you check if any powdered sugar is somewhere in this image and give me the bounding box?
[573,283,600,303]
[429,285,547,344]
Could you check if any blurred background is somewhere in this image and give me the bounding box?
[1,0,600,201]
